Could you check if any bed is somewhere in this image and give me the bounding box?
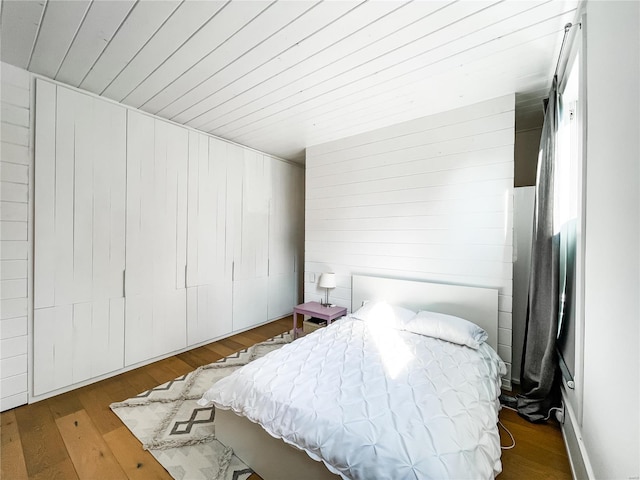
[200,275,506,480]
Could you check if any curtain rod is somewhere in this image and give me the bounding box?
[554,22,580,79]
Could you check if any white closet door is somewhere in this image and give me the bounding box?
[232,149,270,331]
[34,80,56,309]
[268,159,304,319]
[33,306,73,395]
[125,111,188,366]
[186,283,232,344]
[186,133,232,344]
[33,80,126,395]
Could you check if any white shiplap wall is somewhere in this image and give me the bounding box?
[305,95,515,383]
[0,62,31,410]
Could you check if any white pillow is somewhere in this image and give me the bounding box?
[351,300,416,329]
[403,310,488,349]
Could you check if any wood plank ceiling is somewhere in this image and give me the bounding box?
[0,0,579,163]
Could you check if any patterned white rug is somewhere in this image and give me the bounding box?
[111,332,292,480]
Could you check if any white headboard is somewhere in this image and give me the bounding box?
[351,275,499,351]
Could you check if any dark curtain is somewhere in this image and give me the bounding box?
[517,77,562,422]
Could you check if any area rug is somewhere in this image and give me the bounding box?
[111,331,292,480]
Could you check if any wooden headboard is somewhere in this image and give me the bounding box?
[351,275,499,351]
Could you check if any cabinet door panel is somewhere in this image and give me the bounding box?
[70,89,95,305]
[91,298,125,377]
[35,82,126,307]
[125,290,186,366]
[52,87,77,306]
[232,277,268,332]
[33,306,73,395]
[33,81,127,395]
[185,135,233,344]
[234,150,269,282]
[186,282,232,345]
[125,111,155,297]
[126,113,187,292]
[34,80,56,309]
[33,300,125,395]
[71,299,125,383]
[268,160,304,314]
[125,112,188,365]
[92,100,127,299]
[268,273,295,320]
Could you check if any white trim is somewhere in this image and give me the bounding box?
[27,313,291,404]
[561,388,596,480]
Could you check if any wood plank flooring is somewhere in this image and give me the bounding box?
[1,317,572,479]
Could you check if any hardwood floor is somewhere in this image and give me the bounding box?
[1,317,572,480]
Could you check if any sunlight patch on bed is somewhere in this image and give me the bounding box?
[365,305,415,379]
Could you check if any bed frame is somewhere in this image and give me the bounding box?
[351,275,498,350]
[215,275,499,480]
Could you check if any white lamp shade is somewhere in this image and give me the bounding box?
[318,273,336,289]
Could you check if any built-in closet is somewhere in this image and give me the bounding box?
[32,79,303,397]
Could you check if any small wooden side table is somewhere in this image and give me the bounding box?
[292,301,347,339]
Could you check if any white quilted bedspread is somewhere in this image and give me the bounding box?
[201,317,506,480]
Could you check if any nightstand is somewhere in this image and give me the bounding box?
[293,301,347,339]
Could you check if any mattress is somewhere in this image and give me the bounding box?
[200,316,506,480]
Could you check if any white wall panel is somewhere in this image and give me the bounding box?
[0,83,29,110]
[0,374,27,401]
[580,4,639,478]
[1,316,28,338]
[0,241,27,260]
[1,103,29,128]
[0,182,28,202]
[1,143,30,166]
[1,162,29,184]
[305,96,515,384]
[0,62,30,411]
[0,335,27,359]
[0,298,27,321]
[1,354,27,378]
[0,202,28,222]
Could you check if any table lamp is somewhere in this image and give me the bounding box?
[318,273,336,307]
